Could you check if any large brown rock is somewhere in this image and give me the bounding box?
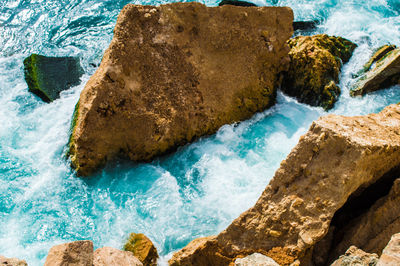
[170,103,400,265]
[93,247,143,266]
[377,233,400,266]
[123,233,158,266]
[44,240,93,266]
[68,2,294,176]
[351,46,400,96]
[0,255,27,266]
[281,34,357,110]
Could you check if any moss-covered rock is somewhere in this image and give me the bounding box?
[281,34,357,110]
[23,54,84,102]
[123,233,158,266]
[351,46,400,96]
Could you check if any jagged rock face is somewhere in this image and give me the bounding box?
[44,240,93,266]
[94,247,143,266]
[330,246,379,266]
[170,104,400,265]
[351,46,400,96]
[0,255,27,266]
[123,233,158,266]
[68,2,293,176]
[281,34,357,110]
[377,233,400,266]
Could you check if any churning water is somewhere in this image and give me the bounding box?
[1,0,400,265]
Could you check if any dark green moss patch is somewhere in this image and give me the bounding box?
[23,54,84,102]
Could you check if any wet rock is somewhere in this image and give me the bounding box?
[170,103,400,265]
[293,20,319,32]
[377,233,400,266]
[351,46,400,96]
[23,54,84,102]
[330,246,379,266]
[281,34,357,110]
[0,255,27,266]
[218,0,257,7]
[235,253,279,266]
[44,240,93,266]
[68,2,293,176]
[123,233,158,265]
[94,247,143,266]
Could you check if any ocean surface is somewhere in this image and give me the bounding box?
[1,0,400,264]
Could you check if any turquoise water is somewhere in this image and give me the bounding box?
[1,0,400,265]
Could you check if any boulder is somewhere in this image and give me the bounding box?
[23,54,84,102]
[170,103,400,265]
[234,253,279,266]
[377,233,400,266]
[68,2,293,176]
[281,34,357,110]
[0,255,27,266]
[44,240,93,266]
[351,46,400,96]
[123,233,158,265]
[218,0,257,7]
[93,247,143,266]
[330,246,379,266]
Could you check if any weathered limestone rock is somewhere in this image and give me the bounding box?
[322,178,400,263]
[44,240,93,266]
[281,34,357,110]
[351,46,400,96]
[377,233,400,266]
[330,246,379,266]
[235,253,279,266]
[170,103,400,265]
[23,54,84,102]
[93,247,143,266]
[0,255,27,266]
[123,233,158,265]
[68,2,293,176]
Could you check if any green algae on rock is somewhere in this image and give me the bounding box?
[281,34,357,110]
[351,46,400,96]
[23,54,84,102]
[68,2,293,176]
[123,233,158,266]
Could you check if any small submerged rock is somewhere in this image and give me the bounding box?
[351,45,400,96]
[123,233,158,266]
[281,34,357,110]
[0,255,27,266]
[23,54,84,102]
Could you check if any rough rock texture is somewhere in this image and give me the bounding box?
[0,255,27,266]
[234,253,279,266]
[330,246,379,266]
[23,54,84,102]
[93,247,143,266]
[68,2,293,176]
[351,46,400,96]
[362,45,397,73]
[281,34,357,110]
[123,233,158,265]
[377,233,400,266]
[170,103,400,265]
[322,178,400,263]
[44,240,93,266]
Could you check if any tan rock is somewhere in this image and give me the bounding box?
[123,233,158,265]
[351,47,400,96]
[44,240,93,266]
[68,2,294,176]
[235,253,279,266]
[170,104,400,265]
[0,255,27,266]
[93,247,143,266]
[281,34,357,110]
[330,246,378,266]
[377,233,400,266]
